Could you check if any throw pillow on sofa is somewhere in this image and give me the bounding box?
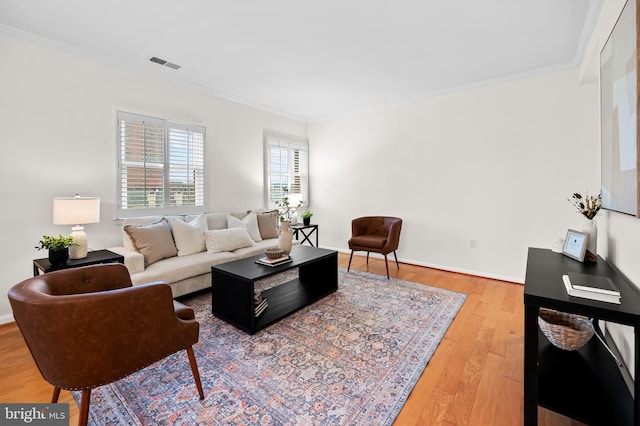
[170,215,208,256]
[124,218,178,267]
[205,228,256,253]
[256,210,279,239]
[227,212,262,242]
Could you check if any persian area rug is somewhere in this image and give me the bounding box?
[79,269,466,425]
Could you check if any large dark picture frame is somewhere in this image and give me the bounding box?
[600,0,640,217]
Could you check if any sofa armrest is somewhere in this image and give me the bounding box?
[108,246,144,275]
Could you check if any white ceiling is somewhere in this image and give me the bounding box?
[0,0,600,121]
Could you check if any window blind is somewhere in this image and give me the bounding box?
[118,111,206,216]
[265,133,309,209]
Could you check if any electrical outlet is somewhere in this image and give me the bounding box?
[470,239,478,248]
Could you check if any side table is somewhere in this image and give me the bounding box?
[33,249,125,276]
[291,223,318,247]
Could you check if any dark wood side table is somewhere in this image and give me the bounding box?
[524,247,640,425]
[33,249,125,276]
[291,223,318,246]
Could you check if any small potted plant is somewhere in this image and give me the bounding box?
[300,210,313,226]
[35,234,76,266]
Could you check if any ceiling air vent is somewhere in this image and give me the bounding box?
[149,56,181,70]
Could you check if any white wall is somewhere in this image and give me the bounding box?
[0,34,306,322]
[309,68,599,282]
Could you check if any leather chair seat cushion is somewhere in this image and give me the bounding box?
[349,235,387,249]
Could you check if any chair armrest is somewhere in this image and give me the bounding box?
[109,246,144,275]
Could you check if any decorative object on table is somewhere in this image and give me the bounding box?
[538,308,594,351]
[35,234,76,266]
[256,254,291,267]
[278,220,293,254]
[300,210,313,226]
[53,194,100,259]
[551,237,564,253]
[264,246,284,259]
[561,229,590,262]
[569,191,601,260]
[562,274,621,304]
[275,188,303,222]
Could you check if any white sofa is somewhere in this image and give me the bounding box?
[109,210,294,298]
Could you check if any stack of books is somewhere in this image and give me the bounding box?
[255,254,291,267]
[254,292,268,317]
[562,272,621,304]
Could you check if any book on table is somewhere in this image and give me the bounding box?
[562,275,621,304]
[254,298,268,317]
[566,272,620,296]
[255,255,291,267]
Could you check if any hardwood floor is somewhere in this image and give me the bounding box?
[0,252,586,425]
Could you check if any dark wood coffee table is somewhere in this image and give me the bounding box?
[211,245,338,334]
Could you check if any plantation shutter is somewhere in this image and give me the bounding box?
[168,124,205,208]
[118,112,166,210]
[118,111,206,216]
[265,133,309,209]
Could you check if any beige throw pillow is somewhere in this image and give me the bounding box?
[170,215,208,256]
[124,219,178,266]
[205,228,256,253]
[257,211,280,239]
[226,212,262,242]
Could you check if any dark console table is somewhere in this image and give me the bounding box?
[524,247,640,425]
[211,245,338,334]
[291,223,318,247]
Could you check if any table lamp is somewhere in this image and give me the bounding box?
[53,195,100,259]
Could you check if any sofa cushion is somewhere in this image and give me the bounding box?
[170,215,208,256]
[205,228,256,253]
[124,219,178,266]
[257,210,279,239]
[227,212,262,242]
[130,251,238,286]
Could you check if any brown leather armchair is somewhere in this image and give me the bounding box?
[347,216,403,279]
[8,264,204,426]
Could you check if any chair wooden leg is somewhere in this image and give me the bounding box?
[393,251,400,270]
[51,386,61,403]
[78,389,91,426]
[366,252,370,264]
[347,250,354,272]
[384,254,390,279]
[187,346,205,400]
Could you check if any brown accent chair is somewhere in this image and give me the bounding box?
[347,216,403,279]
[8,264,204,426]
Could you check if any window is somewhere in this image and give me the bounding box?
[117,111,205,217]
[264,130,309,209]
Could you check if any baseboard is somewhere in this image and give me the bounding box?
[326,246,524,284]
[0,313,15,325]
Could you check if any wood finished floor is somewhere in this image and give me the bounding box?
[0,253,586,425]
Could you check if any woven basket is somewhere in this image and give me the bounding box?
[538,308,594,351]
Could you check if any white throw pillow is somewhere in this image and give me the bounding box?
[170,215,208,256]
[227,212,262,242]
[205,228,256,253]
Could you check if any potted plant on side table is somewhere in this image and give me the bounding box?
[35,234,76,266]
[300,210,313,226]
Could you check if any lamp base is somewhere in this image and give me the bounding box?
[69,226,88,259]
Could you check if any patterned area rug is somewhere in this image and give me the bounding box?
[79,268,466,425]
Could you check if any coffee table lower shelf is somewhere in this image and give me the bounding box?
[211,246,338,334]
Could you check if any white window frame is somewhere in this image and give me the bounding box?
[264,130,309,210]
[117,111,206,218]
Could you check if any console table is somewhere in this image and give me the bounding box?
[524,247,640,425]
[33,249,124,276]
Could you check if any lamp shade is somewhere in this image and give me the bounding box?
[53,196,100,225]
